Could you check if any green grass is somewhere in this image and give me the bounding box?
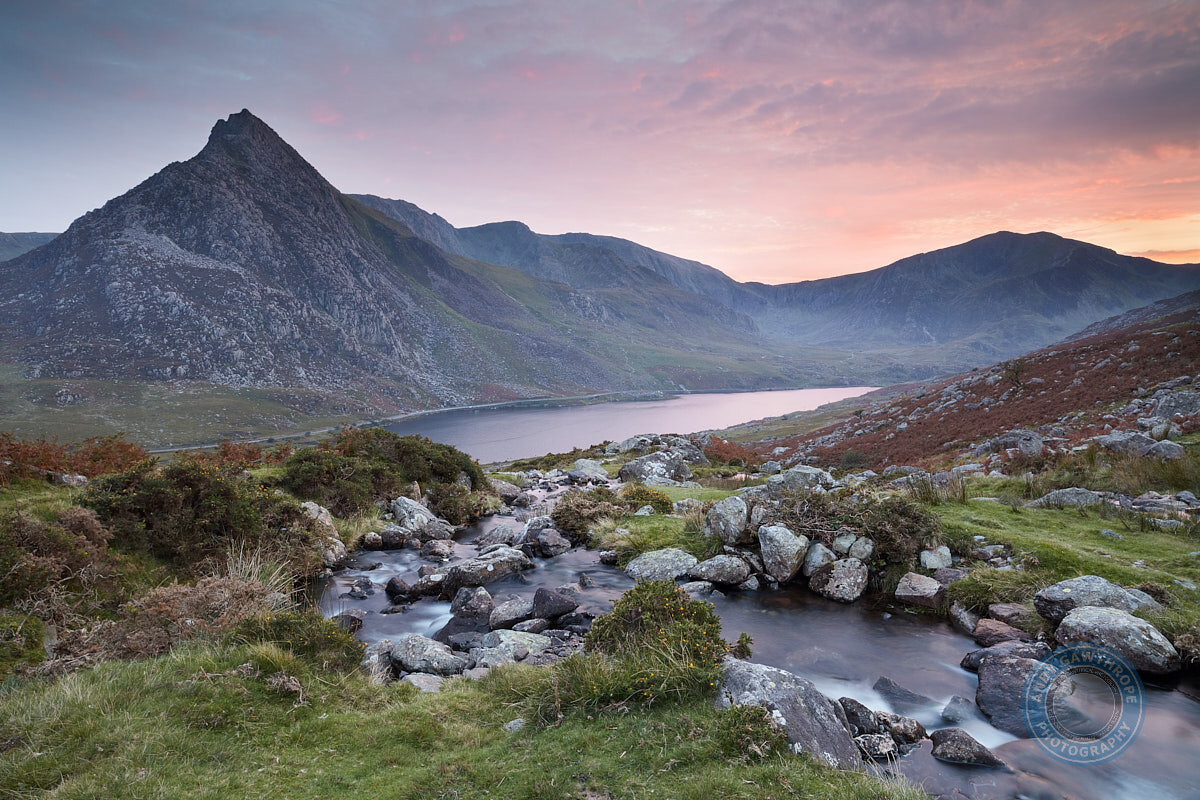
[591,514,723,565]
[937,500,1200,642]
[0,643,923,800]
[652,484,738,503]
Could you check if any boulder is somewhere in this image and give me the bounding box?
[855,734,897,760]
[420,539,455,562]
[973,618,1032,647]
[960,640,1051,672]
[894,572,945,609]
[400,673,445,693]
[530,527,571,557]
[488,478,522,503]
[876,712,926,745]
[940,695,975,724]
[1154,389,1200,419]
[512,618,550,634]
[531,587,580,620]
[948,601,980,636]
[299,501,348,568]
[808,558,868,603]
[390,633,468,676]
[975,430,1045,458]
[688,555,752,585]
[802,542,836,578]
[1033,575,1149,623]
[847,537,875,561]
[389,496,453,540]
[572,459,611,482]
[1027,487,1104,508]
[930,728,1005,768]
[489,597,535,630]
[988,602,1031,628]
[438,547,533,596]
[715,658,860,769]
[976,655,1041,737]
[450,586,494,622]
[624,548,698,581]
[766,465,836,496]
[1147,440,1185,460]
[757,525,809,583]
[1055,606,1181,674]
[474,523,517,548]
[838,697,880,735]
[934,567,970,587]
[831,532,858,556]
[618,452,692,484]
[919,545,952,570]
[1092,430,1156,456]
[872,676,933,713]
[469,630,553,668]
[385,575,414,602]
[704,496,750,545]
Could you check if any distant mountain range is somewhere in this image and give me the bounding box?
[2,109,1198,437]
[0,232,57,262]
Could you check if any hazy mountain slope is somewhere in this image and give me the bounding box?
[0,232,58,262]
[0,110,842,425]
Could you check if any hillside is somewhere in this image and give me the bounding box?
[727,289,1200,468]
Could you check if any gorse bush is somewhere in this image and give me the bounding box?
[503,581,730,724]
[618,485,673,514]
[426,482,495,525]
[84,459,322,573]
[187,440,294,469]
[278,429,489,516]
[552,488,622,541]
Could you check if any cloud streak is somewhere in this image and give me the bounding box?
[0,0,1197,280]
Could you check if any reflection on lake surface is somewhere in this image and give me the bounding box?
[380,387,873,463]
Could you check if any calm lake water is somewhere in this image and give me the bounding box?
[380,387,873,463]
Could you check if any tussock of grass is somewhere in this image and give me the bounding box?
[589,513,721,565]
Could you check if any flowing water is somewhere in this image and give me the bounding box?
[378,387,875,463]
[322,389,1200,799]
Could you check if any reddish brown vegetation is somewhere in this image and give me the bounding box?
[186,439,294,469]
[704,436,762,466]
[762,311,1200,469]
[0,433,149,485]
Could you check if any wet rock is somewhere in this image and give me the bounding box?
[489,597,535,630]
[855,733,897,760]
[948,601,980,636]
[330,610,364,634]
[475,524,517,548]
[930,728,1005,768]
[808,558,868,603]
[941,695,975,724]
[919,545,952,570]
[715,657,860,769]
[470,630,552,668]
[757,525,808,583]
[450,586,494,623]
[624,548,698,581]
[1033,575,1151,623]
[390,633,468,676]
[976,655,1040,737]
[838,697,880,735]
[1028,487,1104,508]
[531,587,580,620]
[512,618,550,634]
[960,640,1051,672]
[688,555,751,585]
[973,618,1032,647]
[987,602,1030,627]
[877,712,926,746]
[438,547,534,596]
[802,542,836,578]
[894,572,944,609]
[681,580,716,598]
[385,575,414,602]
[704,496,750,545]
[872,676,933,713]
[420,539,455,562]
[1055,606,1181,674]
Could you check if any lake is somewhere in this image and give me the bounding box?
[379,387,874,463]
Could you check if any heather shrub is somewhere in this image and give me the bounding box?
[84,459,322,572]
[330,428,485,491]
[859,495,942,563]
[0,432,148,484]
[188,440,293,469]
[703,437,761,468]
[426,482,496,525]
[618,485,672,514]
[277,448,392,516]
[0,508,112,610]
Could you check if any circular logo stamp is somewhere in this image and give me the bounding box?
[1023,643,1144,764]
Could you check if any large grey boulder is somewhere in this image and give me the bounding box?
[1092,431,1156,456]
[976,655,1040,737]
[918,545,952,570]
[489,596,535,629]
[930,728,1005,768]
[437,547,534,596]
[872,676,933,713]
[1027,487,1104,508]
[1033,575,1152,623]
[757,525,808,583]
[974,430,1045,458]
[716,658,860,769]
[531,587,580,620]
[488,478,522,503]
[624,548,698,581]
[894,572,944,609]
[388,496,454,540]
[1147,440,1185,460]
[838,697,880,735]
[802,542,836,577]
[469,630,553,668]
[618,451,692,484]
[572,459,610,482]
[299,501,347,568]
[664,436,709,466]
[688,555,751,585]
[808,558,868,603]
[450,586,494,623]
[960,640,1051,672]
[1154,389,1200,419]
[390,633,468,676]
[704,496,749,545]
[766,465,836,496]
[1055,606,1181,674]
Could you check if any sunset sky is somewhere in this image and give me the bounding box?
[2,0,1197,282]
